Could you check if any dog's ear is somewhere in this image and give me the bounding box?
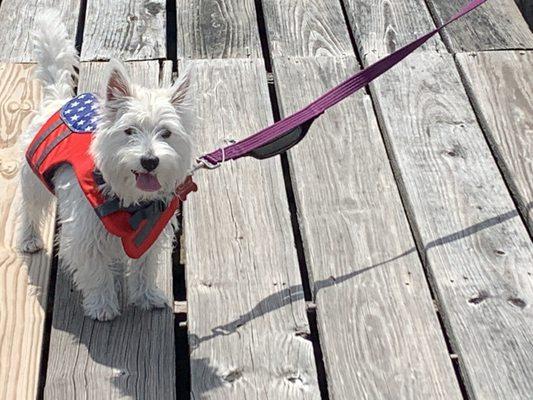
[169,66,192,111]
[103,59,131,105]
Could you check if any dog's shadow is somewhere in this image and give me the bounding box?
[43,263,177,399]
[37,202,531,398]
[186,203,532,396]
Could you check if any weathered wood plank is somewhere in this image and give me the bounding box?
[457,51,533,236]
[368,51,533,400]
[184,58,320,399]
[272,55,462,400]
[81,0,166,61]
[0,63,55,400]
[260,0,352,58]
[426,0,533,52]
[44,61,176,400]
[341,0,445,63]
[260,0,461,396]
[176,0,261,59]
[0,0,80,62]
[261,1,461,395]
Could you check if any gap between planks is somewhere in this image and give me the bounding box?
[455,50,533,237]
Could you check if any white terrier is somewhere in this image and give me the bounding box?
[16,10,194,321]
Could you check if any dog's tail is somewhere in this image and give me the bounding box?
[32,9,78,103]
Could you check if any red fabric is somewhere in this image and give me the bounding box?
[26,111,197,259]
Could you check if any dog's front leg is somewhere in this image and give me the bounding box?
[69,258,121,321]
[126,239,170,311]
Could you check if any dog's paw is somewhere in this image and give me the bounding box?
[18,236,44,254]
[83,293,120,321]
[131,287,169,310]
[84,303,121,322]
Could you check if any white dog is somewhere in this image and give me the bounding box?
[16,10,194,321]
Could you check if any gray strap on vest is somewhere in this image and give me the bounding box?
[26,119,63,161]
[34,127,73,169]
[94,198,122,218]
[94,196,167,246]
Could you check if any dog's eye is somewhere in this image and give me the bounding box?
[125,128,135,135]
[161,130,171,139]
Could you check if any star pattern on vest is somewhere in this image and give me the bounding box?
[60,93,100,133]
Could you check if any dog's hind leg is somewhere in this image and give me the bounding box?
[16,162,53,253]
[16,6,78,255]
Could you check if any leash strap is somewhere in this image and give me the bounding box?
[198,0,487,167]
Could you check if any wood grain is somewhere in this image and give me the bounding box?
[81,0,166,61]
[176,0,261,59]
[44,61,176,400]
[183,59,320,399]
[426,0,533,52]
[272,56,462,399]
[457,51,533,236]
[0,0,80,62]
[369,51,533,400]
[260,0,352,58]
[0,63,55,400]
[341,0,445,63]
[260,2,463,396]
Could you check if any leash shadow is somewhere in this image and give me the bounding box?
[190,203,531,347]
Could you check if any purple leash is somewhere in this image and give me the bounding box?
[197,0,488,168]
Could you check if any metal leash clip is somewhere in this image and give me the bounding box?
[191,138,236,174]
[194,157,220,170]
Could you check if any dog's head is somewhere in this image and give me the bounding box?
[90,60,193,205]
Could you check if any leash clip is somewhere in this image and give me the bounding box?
[195,157,221,170]
[189,157,219,174]
[192,138,236,173]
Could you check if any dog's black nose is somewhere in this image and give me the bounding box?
[140,155,159,172]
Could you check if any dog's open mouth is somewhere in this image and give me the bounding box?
[133,171,161,192]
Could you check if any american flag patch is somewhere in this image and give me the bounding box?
[60,93,100,133]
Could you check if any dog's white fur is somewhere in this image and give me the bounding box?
[17,10,194,321]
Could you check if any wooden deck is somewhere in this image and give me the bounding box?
[0,1,531,399]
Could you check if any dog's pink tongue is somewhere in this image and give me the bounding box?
[135,173,161,192]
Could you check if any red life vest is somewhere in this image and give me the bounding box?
[25,93,197,259]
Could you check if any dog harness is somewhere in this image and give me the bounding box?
[26,93,197,259]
